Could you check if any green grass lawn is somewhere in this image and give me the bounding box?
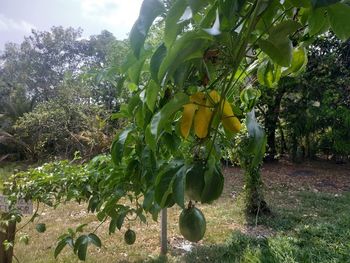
[6,161,350,262]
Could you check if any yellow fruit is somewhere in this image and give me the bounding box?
[208,90,220,105]
[194,105,212,138]
[190,92,206,106]
[222,100,234,117]
[180,104,197,139]
[208,90,233,116]
[222,116,241,132]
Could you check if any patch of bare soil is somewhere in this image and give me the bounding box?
[223,159,350,194]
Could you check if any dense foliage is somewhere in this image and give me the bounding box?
[1,0,350,261]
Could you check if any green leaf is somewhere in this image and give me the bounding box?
[35,223,46,233]
[88,233,101,248]
[145,124,157,152]
[257,60,281,88]
[164,0,187,48]
[284,46,308,76]
[111,127,133,164]
[143,190,155,210]
[116,212,126,230]
[327,3,350,41]
[155,163,183,207]
[246,111,267,168]
[311,0,340,8]
[128,59,145,85]
[109,218,117,234]
[201,163,224,204]
[77,241,88,261]
[259,38,293,67]
[146,80,160,112]
[269,20,302,39]
[172,166,186,208]
[150,44,167,83]
[76,224,88,233]
[308,8,328,36]
[54,239,68,258]
[130,0,165,58]
[74,235,89,261]
[150,93,189,140]
[259,20,302,67]
[158,31,213,83]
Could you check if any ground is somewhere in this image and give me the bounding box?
[4,160,350,262]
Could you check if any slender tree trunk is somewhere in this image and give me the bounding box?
[265,86,286,161]
[279,123,287,154]
[160,208,167,255]
[0,221,16,263]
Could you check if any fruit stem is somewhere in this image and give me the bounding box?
[188,200,193,209]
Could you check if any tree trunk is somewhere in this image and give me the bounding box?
[0,221,16,263]
[245,169,270,217]
[265,86,286,161]
[160,209,167,255]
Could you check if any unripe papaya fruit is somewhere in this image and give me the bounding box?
[179,206,206,242]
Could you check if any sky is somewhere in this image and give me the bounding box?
[0,0,143,50]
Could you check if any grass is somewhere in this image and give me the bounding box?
[4,162,350,262]
[185,191,350,263]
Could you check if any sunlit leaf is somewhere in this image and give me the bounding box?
[130,0,165,58]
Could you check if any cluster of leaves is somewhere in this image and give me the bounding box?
[3,0,350,261]
[258,33,350,160]
[3,155,155,260]
[0,27,128,161]
[14,98,111,159]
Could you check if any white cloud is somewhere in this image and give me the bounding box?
[79,0,142,38]
[0,14,35,33]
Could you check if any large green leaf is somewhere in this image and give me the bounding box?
[259,20,301,67]
[257,60,281,88]
[122,50,152,84]
[269,20,302,39]
[130,0,165,58]
[259,38,293,67]
[55,238,71,258]
[87,233,101,248]
[308,7,328,36]
[146,80,160,112]
[172,165,186,208]
[311,0,340,8]
[201,162,224,204]
[74,235,89,261]
[158,31,213,83]
[283,46,308,76]
[145,124,157,152]
[155,163,183,207]
[164,0,187,48]
[327,3,350,41]
[150,44,167,83]
[111,127,133,164]
[246,111,267,168]
[150,93,189,140]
